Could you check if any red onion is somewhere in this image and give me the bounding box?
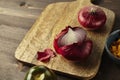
[54,26,93,62]
[37,49,56,62]
[78,6,106,30]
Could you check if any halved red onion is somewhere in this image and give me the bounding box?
[37,49,56,62]
[54,26,93,62]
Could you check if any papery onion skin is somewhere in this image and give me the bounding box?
[37,49,56,62]
[78,6,107,30]
[54,26,93,62]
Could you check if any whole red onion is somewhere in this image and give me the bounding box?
[78,6,106,30]
[54,26,93,62]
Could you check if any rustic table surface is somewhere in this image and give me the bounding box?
[0,0,120,80]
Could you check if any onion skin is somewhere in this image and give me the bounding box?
[37,49,56,62]
[54,26,93,62]
[78,6,106,30]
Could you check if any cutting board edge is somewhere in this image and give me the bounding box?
[14,56,101,80]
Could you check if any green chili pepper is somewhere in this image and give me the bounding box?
[24,65,57,80]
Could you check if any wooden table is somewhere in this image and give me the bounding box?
[0,0,120,80]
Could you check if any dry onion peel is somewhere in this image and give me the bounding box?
[37,49,56,62]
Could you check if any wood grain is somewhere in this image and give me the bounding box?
[14,0,115,79]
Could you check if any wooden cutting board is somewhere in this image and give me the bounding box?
[15,0,115,79]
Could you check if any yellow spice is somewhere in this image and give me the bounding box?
[110,38,120,58]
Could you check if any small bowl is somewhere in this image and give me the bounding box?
[105,29,120,64]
